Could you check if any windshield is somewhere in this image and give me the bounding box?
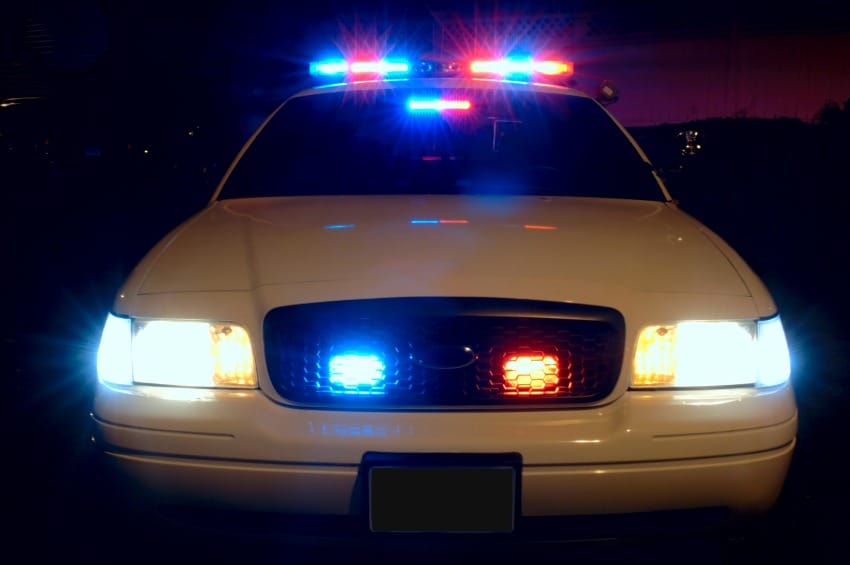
[218,85,665,200]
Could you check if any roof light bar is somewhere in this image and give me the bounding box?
[310,59,410,77]
[533,60,574,75]
[310,56,574,81]
[350,60,410,74]
[470,58,534,75]
[310,60,349,76]
[470,58,574,77]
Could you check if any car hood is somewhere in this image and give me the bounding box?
[136,195,750,298]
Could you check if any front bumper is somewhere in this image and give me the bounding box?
[96,441,793,516]
[91,381,797,519]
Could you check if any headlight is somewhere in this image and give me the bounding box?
[96,314,257,388]
[632,316,790,389]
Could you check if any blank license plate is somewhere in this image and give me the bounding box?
[369,466,516,533]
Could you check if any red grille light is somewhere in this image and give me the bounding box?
[502,353,560,395]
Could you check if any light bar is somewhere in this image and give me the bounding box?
[533,60,574,75]
[407,98,472,111]
[310,60,349,76]
[310,56,573,81]
[310,59,410,77]
[350,60,410,74]
[470,58,573,77]
[470,58,533,75]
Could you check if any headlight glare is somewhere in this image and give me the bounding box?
[96,315,256,388]
[756,316,791,387]
[132,320,256,387]
[632,318,788,389]
[97,313,133,385]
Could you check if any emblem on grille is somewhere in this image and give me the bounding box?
[416,345,478,370]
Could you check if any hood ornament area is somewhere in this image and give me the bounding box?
[416,345,478,370]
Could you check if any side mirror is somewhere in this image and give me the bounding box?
[595,80,619,106]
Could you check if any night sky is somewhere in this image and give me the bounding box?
[4,2,850,240]
[3,1,848,171]
[6,1,850,129]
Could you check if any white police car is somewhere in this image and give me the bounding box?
[93,54,796,538]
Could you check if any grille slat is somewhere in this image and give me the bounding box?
[264,298,625,409]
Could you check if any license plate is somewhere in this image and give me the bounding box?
[366,454,520,533]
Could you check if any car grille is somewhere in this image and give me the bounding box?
[264,298,625,409]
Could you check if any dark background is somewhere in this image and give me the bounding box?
[4,1,850,562]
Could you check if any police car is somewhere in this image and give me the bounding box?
[93,54,796,538]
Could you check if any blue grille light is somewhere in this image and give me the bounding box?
[329,354,386,394]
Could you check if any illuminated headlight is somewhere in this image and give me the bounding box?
[96,314,256,388]
[632,316,790,389]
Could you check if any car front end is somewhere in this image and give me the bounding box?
[92,58,796,540]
